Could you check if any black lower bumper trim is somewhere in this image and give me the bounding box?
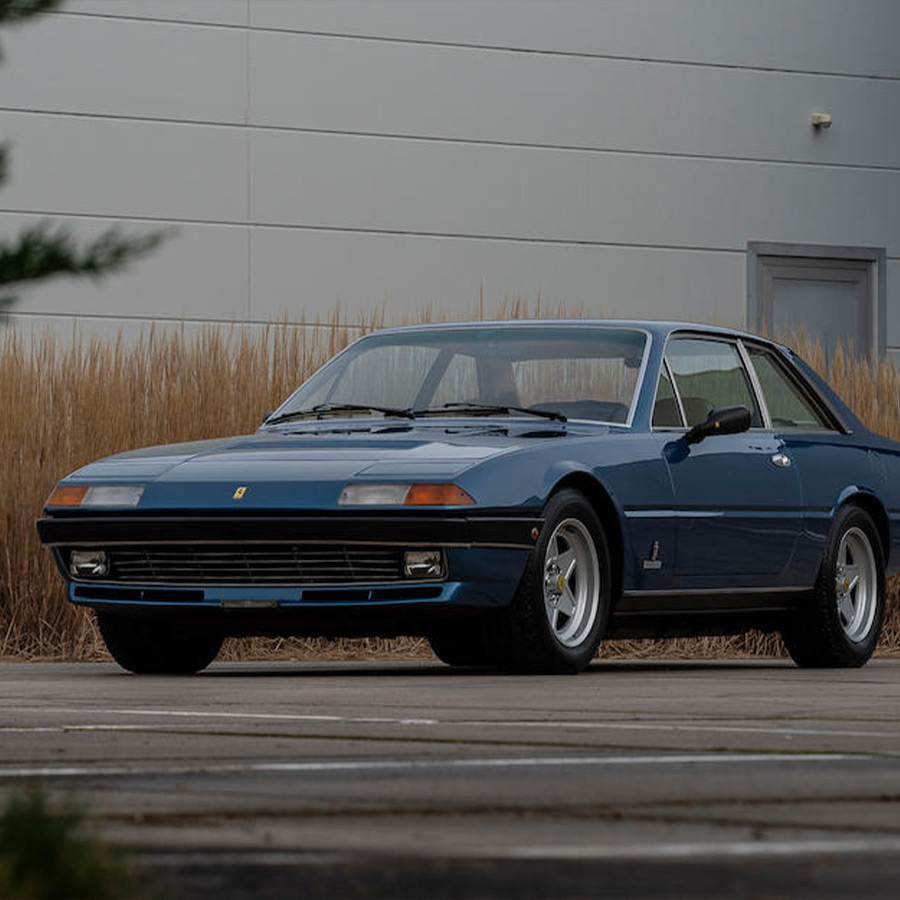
[38,514,543,550]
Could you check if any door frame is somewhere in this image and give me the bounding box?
[746,242,886,358]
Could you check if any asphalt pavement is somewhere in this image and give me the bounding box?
[2,657,900,898]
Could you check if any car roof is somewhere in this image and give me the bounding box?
[370,319,788,351]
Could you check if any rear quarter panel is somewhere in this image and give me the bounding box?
[865,437,900,575]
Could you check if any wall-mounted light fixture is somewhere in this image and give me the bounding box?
[811,112,833,129]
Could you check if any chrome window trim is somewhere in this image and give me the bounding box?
[737,339,772,429]
[622,330,653,429]
[651,331,765,433]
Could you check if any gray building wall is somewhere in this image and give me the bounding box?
[1,0,898,347]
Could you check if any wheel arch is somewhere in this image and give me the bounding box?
[546,471,624,604]
[834,487,890,562]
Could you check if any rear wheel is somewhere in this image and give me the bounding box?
[97,612,222,674]
[781,505,885,668]
[486,489,611,674]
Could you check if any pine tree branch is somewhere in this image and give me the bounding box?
[0,1,61,26]
[0,1,168,315]
[0,222,169,307]
[0,0,61,60]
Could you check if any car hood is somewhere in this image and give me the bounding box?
[60,422,580,511]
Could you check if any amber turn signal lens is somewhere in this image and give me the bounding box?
[404,484,474,506]
[46,485,89,507]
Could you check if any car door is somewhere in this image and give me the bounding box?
[654,336,803,583]
[742,343,875,582]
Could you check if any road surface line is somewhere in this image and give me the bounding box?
[0,753,853,779]
[20,707,439,726]
[455,719,900,739]
[505,837,900,860]
[9,707,900,740]
[0,725,167,734]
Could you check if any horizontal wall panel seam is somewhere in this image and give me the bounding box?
[1,107,897,176]
[0,211,753,255]
[54,11,900,84]
[0,211,242,231]
[2,212,897,261]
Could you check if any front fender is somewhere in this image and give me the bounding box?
[539,460,603,507]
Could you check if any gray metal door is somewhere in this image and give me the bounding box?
[756,256,871,358]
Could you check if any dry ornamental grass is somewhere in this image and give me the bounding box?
[1,307,898,662]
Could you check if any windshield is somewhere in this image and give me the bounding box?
[269,326,648,425]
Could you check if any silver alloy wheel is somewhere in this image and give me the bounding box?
[834,526,878,643]
[542,517,600,648]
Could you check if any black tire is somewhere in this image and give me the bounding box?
[485,489,612,674]
[781,505,885,668]
[97,612,222,675]
[427,623,494,668]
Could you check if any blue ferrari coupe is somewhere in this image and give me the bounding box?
[38,321,900,674]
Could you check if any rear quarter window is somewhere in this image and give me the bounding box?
[747,346,832,430]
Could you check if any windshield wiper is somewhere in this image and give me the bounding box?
[267,401,567,425]
[265,403,415,425]
[414,402,567,422]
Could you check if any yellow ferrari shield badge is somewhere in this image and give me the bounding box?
[233,486,248,500]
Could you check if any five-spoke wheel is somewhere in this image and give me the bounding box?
[485,489,611,674]
[542,517,600,649]
[782,505,885,668]
[833,526,879,644]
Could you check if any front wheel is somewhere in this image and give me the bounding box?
[486,489,612,674]
[97,612,222,674]
[781,505,885,668]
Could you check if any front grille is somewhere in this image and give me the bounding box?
[89,545,413,586]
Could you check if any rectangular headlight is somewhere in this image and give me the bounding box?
[82,485,145,507]
[339,483,410,506]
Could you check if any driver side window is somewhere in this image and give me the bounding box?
[665,338,762,427]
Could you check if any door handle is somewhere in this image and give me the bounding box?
[771,452,791,468]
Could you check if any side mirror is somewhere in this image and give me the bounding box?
[685,405,751,444]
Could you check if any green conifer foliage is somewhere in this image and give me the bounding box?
[0,0,166,313]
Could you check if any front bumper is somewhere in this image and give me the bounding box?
[38,512,541,615]
[37,512,542,549]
